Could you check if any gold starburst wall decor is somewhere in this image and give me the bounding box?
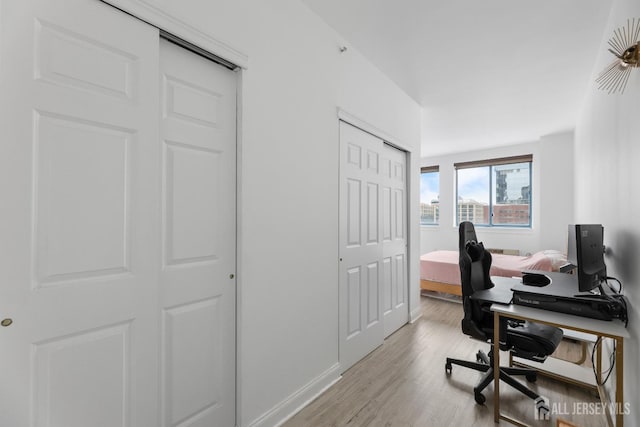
[596,18,640,94]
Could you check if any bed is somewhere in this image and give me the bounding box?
[420,250,567,296]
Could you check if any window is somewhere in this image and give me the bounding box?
[455,155,532,227]
[420,166,439,225]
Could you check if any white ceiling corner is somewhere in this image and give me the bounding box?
[300,0,613,157]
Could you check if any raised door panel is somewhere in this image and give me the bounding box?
[164,143,221,265]
[366,262,380,326]
[346,267,362,338]
[163,299,223,426]
[382,257,393,315]
[33,323,132,427]
[382,185,392,243]
[394,254,406,306]
[346,178,362,248]
[393,160,406,241]
[34,114,132,285]
[366,183,379,245]
[35,20,136,100]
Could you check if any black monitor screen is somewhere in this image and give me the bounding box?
[567,224,606,292]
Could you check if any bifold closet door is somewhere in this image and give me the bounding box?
[0,1,237,426]
[339,121,408,373]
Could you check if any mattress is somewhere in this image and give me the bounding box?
[420,250,562,286]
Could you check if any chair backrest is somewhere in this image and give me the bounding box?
[459,221,494,340]
[458,220,478,253]
[458,222,493,297]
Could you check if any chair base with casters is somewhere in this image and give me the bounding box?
[445,347,545,408]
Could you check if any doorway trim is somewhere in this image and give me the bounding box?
[101,0,248,69]
[337,108,411,153]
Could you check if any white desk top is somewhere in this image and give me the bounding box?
[491,303,629,339]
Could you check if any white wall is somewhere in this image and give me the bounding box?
[574,0,639,425]
[107,1,422,426]
[420,132,574,256]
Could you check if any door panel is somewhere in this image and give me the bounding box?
[163,298,223,425]
[33,322,132,427]
[346,266,362,338]
[366,261,380,325]
[35,113,132,284]
[159,39,236,427]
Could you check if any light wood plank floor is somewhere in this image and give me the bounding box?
[284,295,606,427]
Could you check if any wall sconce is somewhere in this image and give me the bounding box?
[596,18,640,94]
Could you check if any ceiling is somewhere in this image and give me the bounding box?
[300,0,613,157]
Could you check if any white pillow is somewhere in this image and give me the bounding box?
[543,250,567,269]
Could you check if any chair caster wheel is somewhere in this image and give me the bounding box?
[536,397,549,419]
[526,374,537,382]
[474,392,486,405]
[538,403,550,419]
[445,363,452,375]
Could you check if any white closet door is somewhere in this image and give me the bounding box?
[339,122,384,372]
[0,1,161,426]
[0,3,237,427]
[380,143,409,338]
[159,39,237,427]
[339,122,408,372]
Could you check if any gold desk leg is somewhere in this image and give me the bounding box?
[616,338,624,427]
[494,312,500,423]
[597,338,602,385]
[577,341,588,365]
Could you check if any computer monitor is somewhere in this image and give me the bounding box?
[567,224,607,292]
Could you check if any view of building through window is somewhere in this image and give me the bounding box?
[420,157,531,227]
[493,162,531,225]
[420,167,439,225]
[456,157,531,227]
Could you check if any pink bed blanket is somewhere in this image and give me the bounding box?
[420,250,554,285]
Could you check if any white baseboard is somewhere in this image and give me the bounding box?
[247,363,341,427]
[410,306,422,323]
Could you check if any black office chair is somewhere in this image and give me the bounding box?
[445,221,563,411]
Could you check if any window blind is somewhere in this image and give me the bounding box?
[454,154,532,170]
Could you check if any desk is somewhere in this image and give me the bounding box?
[491,303,629,426]
[470,276,515,305]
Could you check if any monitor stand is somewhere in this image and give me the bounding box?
[573,284,606,299]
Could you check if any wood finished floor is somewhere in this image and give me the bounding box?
[284,295,606,427]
